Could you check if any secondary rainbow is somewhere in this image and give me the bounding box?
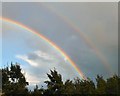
[42,4,113,74]
[0,17,86,80]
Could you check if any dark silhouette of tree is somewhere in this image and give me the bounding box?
[2,63,29,96]
[106,75,119,94]
[30,85,43,96]
[63,79,75,95]
[74,77,95,94]
[0,69,2,95]
[1,62,120,95]
[96,75,106,94]
[44,69,63,95]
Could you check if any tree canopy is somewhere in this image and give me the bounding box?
[2,63,29,96]
[1,63,120,96]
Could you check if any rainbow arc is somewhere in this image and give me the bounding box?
[1,17,87,80]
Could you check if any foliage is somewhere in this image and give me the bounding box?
[1,63,120,95]
[44,69,63,95]
[2,63,29,96]
[96,75,106,94]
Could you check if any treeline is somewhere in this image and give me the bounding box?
[1,63,120,96]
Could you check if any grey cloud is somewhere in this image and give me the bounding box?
[3,2,118,87]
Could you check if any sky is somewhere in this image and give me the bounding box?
[1,2,118,89]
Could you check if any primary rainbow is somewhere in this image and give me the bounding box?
[0,17,86,80]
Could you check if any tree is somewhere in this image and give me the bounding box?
[74,77,95,94]
[44,69,63,95]
[1,62,120,95]
[0,69,2,95]
[30,85,43,96]
[96,75,106,94]
[63,79,75,95]
[2,63,29,96]
[106,75,119,94]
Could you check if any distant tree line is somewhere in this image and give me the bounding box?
[1,63,120,96]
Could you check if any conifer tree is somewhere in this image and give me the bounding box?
[2,63,29,96]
